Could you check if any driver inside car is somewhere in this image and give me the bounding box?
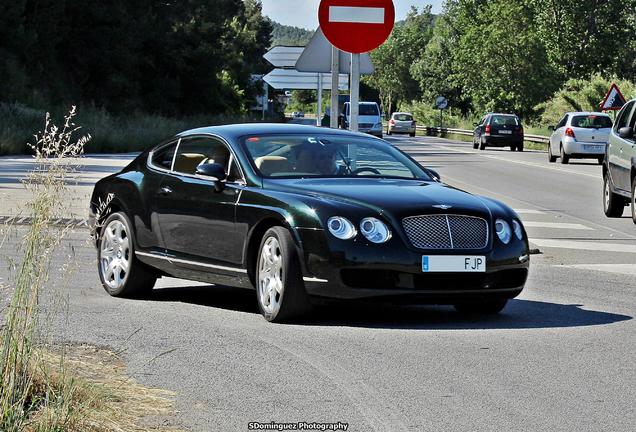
[293,143,339,175]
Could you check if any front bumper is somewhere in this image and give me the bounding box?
[296,228,529,302]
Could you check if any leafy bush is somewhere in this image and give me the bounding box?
[534,75,636,126]
[399,100,479,129]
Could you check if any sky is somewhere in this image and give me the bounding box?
[261,0,444,30]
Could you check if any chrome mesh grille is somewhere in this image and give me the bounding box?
[402,215,489,250]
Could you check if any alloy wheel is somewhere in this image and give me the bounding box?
[100,219,131,291]
[258,237,284,315]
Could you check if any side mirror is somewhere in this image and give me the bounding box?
[196,162,227,192]
[547,125,555,131]
[473,123,478,127]
[619,126,634,139]
[428,169,441,182]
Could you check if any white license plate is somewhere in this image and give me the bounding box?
[584,145,603,151]
[422,256,486,273]
[499,130,512,135]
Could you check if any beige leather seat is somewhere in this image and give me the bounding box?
[255,156,291,176]
[173,153,207,174]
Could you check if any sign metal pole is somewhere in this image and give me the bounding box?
[317,73,323,126]
[350,53,360,132]
[330,46,340,129]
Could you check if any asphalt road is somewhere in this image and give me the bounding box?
[0,134,634,432]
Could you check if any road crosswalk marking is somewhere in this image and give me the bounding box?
[523,221,592,230]
[530,238,636,254]
[555,264,636,276]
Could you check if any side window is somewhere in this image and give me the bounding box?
[614,101,635,132]
[227,158,243,183]
[150,140,178,171]
[557,115,568,129]
[173,137,231,176]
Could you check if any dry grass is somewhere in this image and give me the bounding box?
[24,345,183,432]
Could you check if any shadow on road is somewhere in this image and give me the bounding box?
[148,285,631,330]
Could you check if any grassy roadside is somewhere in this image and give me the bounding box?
[0,102,284,155]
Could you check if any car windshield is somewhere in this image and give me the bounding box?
[359,104,379,116]
[394,114,413,121]
[241,134,431,180]
[491,115,519,126]
[571,115,613,129]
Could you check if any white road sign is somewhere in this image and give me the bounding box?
[295,28,374,74]
[263,69,349,90]
[263,46,305,68]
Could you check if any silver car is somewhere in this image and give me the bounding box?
[548,112,613,164]
[603,99,636,222]
[387,112,416,137]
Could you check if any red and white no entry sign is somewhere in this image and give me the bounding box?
[318,0,395,54]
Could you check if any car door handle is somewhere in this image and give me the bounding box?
[159,186,173,196]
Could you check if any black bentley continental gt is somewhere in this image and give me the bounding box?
[90,124,530,322]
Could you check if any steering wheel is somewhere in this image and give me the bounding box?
[351,167,381,176]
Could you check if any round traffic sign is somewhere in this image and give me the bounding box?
[435,96,448,110]
[318,0,395,54]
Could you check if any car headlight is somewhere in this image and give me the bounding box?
[327,216,357,240]
[495,219,512,244]
[512,220,524,240]
[360,217,391,243]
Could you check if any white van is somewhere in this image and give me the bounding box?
[341,102,383,138]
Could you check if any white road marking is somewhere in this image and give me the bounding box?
[530,238,636,254]
[523,222,593,230]
[329,6,385,24]
[514,209,545,215]
[556,264,636,276]
[433,143,599,179]
[515,209,545,214]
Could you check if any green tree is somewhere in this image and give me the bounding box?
[531,0,636,79]
[364,6,435,114]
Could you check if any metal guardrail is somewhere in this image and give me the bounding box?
[418,126,550,145]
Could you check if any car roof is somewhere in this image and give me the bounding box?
[345,101,378,105]
[488,113,518,117]
[392,112,413,115]
[566,112,610,116]
[177,123,379,141]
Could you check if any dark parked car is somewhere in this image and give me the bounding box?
[90,124,530,322]
[473,113,525,151]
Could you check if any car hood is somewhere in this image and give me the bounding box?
[265,178,493,220]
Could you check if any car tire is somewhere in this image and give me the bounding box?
[454,299,508,315]
[97,212,157,298]
[517,143,524,152]
[410,132,416,137]
[256,227,312,323]
[631,177,636,225]
[560,145,569,164]
[548,145,557,163]
[509,145,515,152]
[597,156,604,165]
[603,173,624,218]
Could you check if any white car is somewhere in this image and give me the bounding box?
[387,112,416,137]
[548,112,613,164]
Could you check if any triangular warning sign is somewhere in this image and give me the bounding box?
[600,83,627,111]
